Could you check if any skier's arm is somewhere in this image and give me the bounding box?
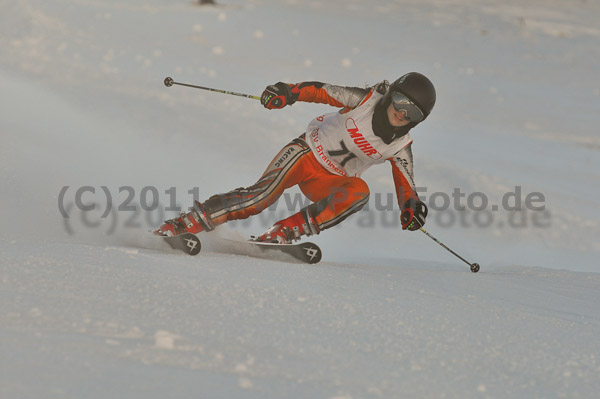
[294,82,371,108]
[389,144,418,206]
[389,144,428,230]
[261,81,371,110]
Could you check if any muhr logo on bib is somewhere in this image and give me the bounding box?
[345,118,382,159]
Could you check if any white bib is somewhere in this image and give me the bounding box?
[305,90,413,177]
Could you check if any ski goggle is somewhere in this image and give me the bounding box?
[390,92,425,122]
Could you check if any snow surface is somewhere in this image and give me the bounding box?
[1,0,599,398]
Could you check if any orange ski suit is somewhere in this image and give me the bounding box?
[203,137,369,233]
[199,81,418,234]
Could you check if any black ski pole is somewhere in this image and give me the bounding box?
[163,77,261,101]
[419,227,480,273]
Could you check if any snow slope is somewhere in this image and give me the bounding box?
[3,239,600,399]
[1,0,599,398]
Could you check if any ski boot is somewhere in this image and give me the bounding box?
[154,201,214,237]
[256,209,320,244]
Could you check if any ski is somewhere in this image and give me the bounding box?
[159,233,322,264]
[161,232,202,255]
[242,239,322,264]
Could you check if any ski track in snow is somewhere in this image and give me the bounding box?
[1,0,599,398]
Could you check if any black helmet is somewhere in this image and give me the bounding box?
[383,72,436,120]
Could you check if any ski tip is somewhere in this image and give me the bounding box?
[161,233,202,255]
[298,242,322,264]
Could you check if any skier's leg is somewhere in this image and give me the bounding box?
[202,138,314,225]
[257,153,370,243]
[156,138,314,236]
[299,174,370,231]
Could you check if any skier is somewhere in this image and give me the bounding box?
[155,72,435,244]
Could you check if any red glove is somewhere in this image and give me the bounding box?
[401,198,428,231]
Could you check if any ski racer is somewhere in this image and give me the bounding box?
[155,72,436,244]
